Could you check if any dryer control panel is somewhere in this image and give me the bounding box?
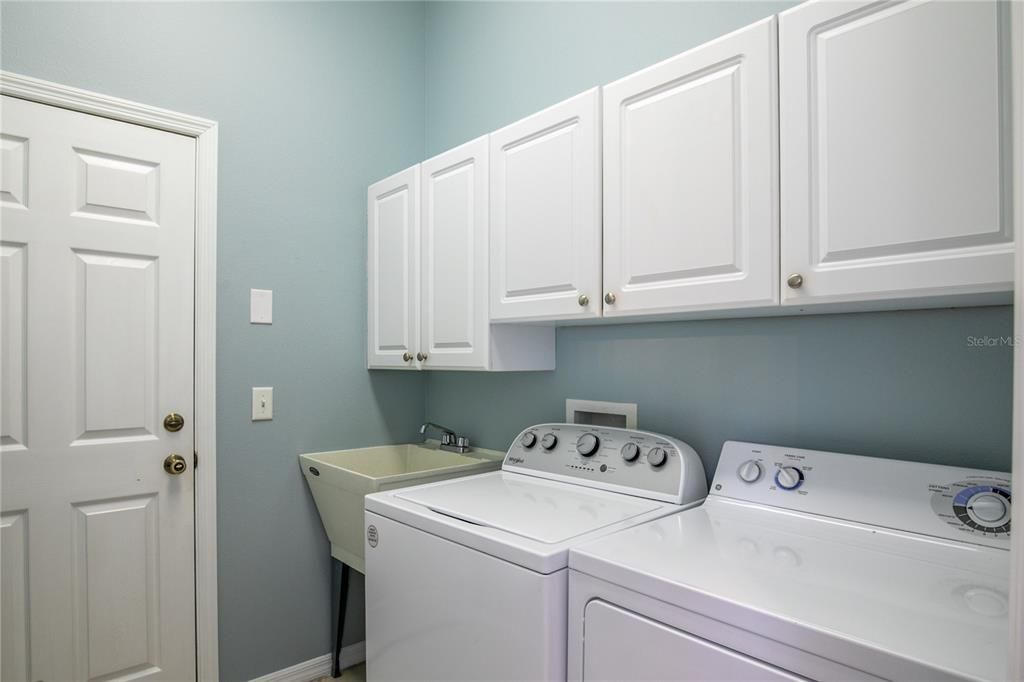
[502,424,707,505]
[711,441,1011,549]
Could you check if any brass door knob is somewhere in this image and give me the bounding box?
[164,454,187,475]
[163,412,185,432]
[402,352,413,362]
[787,273,804,289]
[416,352,428,362]
[604,292,616,305]
[578,294,589,307]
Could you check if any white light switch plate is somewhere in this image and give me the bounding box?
[250,289,273,324]
[252,387,273,421]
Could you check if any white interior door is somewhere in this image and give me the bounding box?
[779,0,1014,305]
[0,95,196,682]
[367,166,420,369]
[420,136,489,370]
[602,17,779,317]
[489,88,602,322]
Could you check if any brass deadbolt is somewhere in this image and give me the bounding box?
[163,413,185,432]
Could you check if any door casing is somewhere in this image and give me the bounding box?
[0,70,220,682]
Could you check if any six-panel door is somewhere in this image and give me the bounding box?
[779,0,1014,305]
[367,166,420,369]
[1,95,196,682]
[602,17,779,317]
[420,137,489,370]
[489,88,602,322]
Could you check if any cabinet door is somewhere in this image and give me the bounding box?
[602,18,779,318]
[420,137,489,370]
[489,88,602,322]
[367,166,419,369]
[779,0,1014,306]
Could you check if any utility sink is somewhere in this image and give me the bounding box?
[300,442,502,572]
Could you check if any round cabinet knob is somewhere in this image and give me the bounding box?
[578,294,589,307]
[620,442,640,462]
[737,460,762,483]
[775,466,804,490]
[416,352,427,362]
[787,273,804,289]
[520,432,537,449]
[968,492,1010,525]
[541,433,558,450]
[576,433,600,457]
[402,352,413,362]
[647,447,668,468]
[604,292,616,305]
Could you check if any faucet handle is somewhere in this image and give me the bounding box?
[440,432,455,445]
[456,436,470,449]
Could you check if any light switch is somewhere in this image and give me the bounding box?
[252,387,273,421]
[250,289,273,324]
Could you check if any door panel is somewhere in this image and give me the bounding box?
[367,167,419,368]
[779,0,1014,304]
[420,137,489,369]
[602,17,779,316]
[490,88,601,322]
[0,95,196,682]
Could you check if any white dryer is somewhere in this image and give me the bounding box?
[568,441,1012,681]
[364,423,708,681]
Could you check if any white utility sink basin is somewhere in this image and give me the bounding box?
[300,442,502,572]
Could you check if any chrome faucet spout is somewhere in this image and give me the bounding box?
[419,422,471,454]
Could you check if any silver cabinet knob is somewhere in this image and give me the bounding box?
[787,274,804,289]
[416,352,427,362]
[402,352,413,362]
[604,292,616,305]
[578,294,589,307]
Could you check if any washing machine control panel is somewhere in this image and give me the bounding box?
[503,424,706,504]
[711,441,1011,549]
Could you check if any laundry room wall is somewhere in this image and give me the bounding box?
[421,1,1015,475]
[1,3,427,679]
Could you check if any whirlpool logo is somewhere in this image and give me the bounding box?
[507,456,525,465]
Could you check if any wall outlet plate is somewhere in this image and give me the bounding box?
[252,387,273,421]
[250,289,273,324]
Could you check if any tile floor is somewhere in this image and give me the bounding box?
[315,663,366,682]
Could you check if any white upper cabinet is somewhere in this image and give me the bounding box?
[420,137,489,370]
[368,166,419,369]
[779,0,1014,306]
[489,88,602,322]
[602,18,780,317]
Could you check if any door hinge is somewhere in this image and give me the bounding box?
[194,451,198,470]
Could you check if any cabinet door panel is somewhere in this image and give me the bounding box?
[780,0,1014,305]
[420,137,489,370]
[490,89,602,322]
[368,167,419,369]
[603,18,779,317]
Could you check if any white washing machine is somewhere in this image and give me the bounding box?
[364,423,708,681]
[568,441,1012,681]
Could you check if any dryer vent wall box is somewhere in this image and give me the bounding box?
[566,400,637,429]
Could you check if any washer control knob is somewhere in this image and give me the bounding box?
[968,493,1010,525]
[775,466,804,491]
[737,460,762,483]
[576,433,600,457]
[520,432,537,449]
[647,447,668,468]
[541,433,558,450]
[621,442,640,462]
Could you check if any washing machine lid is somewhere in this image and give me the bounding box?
[569,497,1010,682]
[395,471,662,544]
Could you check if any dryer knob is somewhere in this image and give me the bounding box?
[577,433,600,457]
[775,466,804,491]
[541,433,558,450]
[520,432,537,449]
[737,460,762,483]
[647,447,667,468]
[621,442,640,462]
[968,493,1009,525]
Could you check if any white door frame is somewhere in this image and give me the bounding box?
[1011,1,1024,678]
[0,70,220,681]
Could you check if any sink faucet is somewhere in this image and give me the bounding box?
[419,422,471,454]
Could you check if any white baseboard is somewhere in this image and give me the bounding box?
[250,642,365,682]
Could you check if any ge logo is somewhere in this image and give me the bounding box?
[714,484,722,491]
[367,525,379,548]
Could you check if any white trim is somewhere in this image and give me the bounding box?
[1010,0,1024,679]
[249,643,366,682]
[0,70,221,681]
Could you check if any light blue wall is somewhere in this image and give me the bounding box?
[1,3,426,679]
[422,1,1015,473]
